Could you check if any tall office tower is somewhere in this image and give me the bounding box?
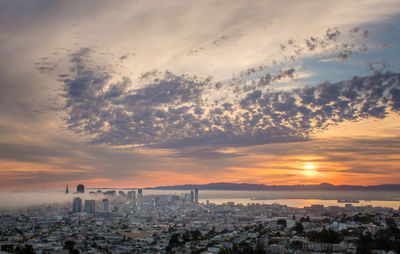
[65,184,69,194]
[102,199,109,212]
[72,197,82,213]
[190,190,194,203]
[84,200,96,214]
[185,193,190,202]
[195,189,199,204]
[127,190,136,200]
[76,184,85,193]
[138,189,143,198]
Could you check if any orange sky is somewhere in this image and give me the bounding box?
[1,1,400,190]
[1,114,399,190]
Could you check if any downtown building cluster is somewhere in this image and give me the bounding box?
[0,187,400,254]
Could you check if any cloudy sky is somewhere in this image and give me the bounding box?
[1,0,400,190]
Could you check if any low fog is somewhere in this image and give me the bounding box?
[0,190,106,212]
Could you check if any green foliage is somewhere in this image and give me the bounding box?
[385,217,397,229]
[191,229,202,240]
[71,249,80,254]
[353,213,372,224]
[168,233,181,246]
[300,216,310,222]
[64,240,75,253]
[254,240,266,254]
[290,240,303,249]
[63,240,80,254]
[182,230,190,242]
[277,219,287,227]
[293,222,304,234]
[307,228,342,244]
[357,229,400,253]
[14,245,35,254]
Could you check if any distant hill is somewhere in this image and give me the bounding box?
[147,182,400,191]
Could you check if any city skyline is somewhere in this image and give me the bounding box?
[1,0,400,189]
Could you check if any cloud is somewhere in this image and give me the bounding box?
[1,0,400,189]
[56,48,400,150]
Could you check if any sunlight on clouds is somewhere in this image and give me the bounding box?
[301,162,318,177]
[0,0,400,189]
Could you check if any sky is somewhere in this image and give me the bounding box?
[1,0,400,190]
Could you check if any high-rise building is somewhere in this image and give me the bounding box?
[102,199,109,212]
[190,190,194,203]
[195,189,199,204]
[127,190,136,200]
[138,189,143,198]
[84,200,95,214]
[65,184,69,194]
[77,184,85,193]
[72,197,82,213]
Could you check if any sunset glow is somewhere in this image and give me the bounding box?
[0,1,400,190]
[301,163,317,177]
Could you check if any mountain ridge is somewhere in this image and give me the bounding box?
[146,182,400,191]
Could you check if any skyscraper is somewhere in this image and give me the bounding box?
[195,188,199,204]
[138,189,143,198]
[72,197,82,213]
[77,184,85,193]
[65,184,69,194]
[190,190,194,203]
[127,190,136,200]
[103,199,109,212]
[84,200,95,214]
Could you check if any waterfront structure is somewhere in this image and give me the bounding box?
[72,197,82,213]
[77,184,85,193]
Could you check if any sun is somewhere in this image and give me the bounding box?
[302,162,317,177]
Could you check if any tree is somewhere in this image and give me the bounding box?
[290,240,303,249]
[300,216,310,222]
[182,230,190,242]
[169,233,180,246]
[71,249,80,254]
[15,245,35,254]
[254,240,266,254]
[191,229,202,240]
[385,217,397,229]
[307,228,341,244]
[277,219,287,227]
[64,240,75,254]
[294,222,304,234]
